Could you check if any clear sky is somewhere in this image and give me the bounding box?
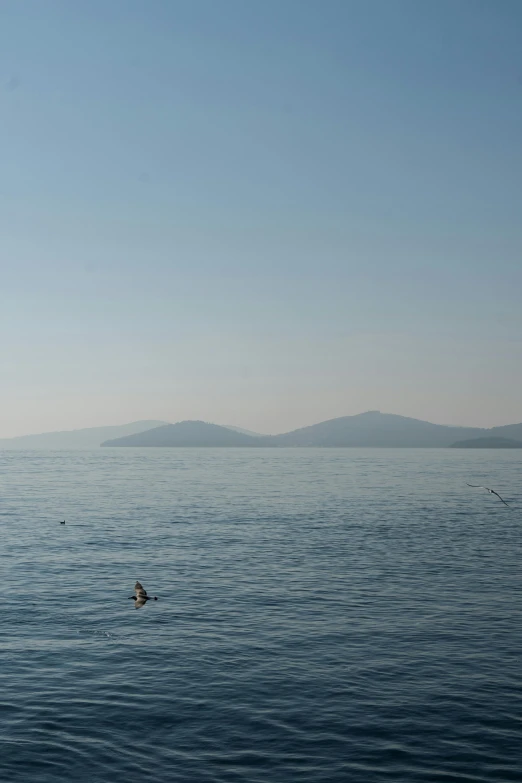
[1,0,521,437]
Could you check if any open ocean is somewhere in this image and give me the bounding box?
[0,448,520,783]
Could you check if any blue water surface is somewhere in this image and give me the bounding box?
[0,448,520,782]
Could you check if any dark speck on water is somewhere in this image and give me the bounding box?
[0,448,520,782]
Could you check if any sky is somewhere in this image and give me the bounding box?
[1,0,522,437]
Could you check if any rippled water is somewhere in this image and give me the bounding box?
[0,448,520,782]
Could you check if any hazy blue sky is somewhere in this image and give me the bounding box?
[1,0,522,437]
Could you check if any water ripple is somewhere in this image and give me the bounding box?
[0,448,520,782]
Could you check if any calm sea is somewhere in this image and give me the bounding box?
[0,448,520,782]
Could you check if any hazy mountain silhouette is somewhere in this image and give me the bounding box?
[101,411,522,448]
[224,425,264,437]
[102,420,263,447]
[102,412,522,448]
[486,422,522,442]
[13,411,522,449]
[450,436,522,448]
[263,411,484,447]
[0,420,167,449]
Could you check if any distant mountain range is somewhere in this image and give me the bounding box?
[0,420,167,449]
[223,425,264,437]
[102,421,263,448]
[100,411,522,448]
[3,412,522,450]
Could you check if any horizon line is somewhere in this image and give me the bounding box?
[2,410,522,442]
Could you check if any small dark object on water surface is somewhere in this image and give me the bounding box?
[466,483,511,507]
[60,520,65,524]
[128,581,159,609]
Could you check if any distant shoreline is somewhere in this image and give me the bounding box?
[2,411,521,449]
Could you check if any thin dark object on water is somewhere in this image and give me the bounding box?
[466,483,511,507]
[128,581,159,609]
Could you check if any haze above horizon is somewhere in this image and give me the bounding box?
[2,0,521,439]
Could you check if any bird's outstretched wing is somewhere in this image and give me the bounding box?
[466,483,511,507]
[490,490,510,507]
[135,581,148,597]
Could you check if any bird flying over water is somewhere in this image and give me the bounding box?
[466,483,510,507]
[128,581,158,608]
